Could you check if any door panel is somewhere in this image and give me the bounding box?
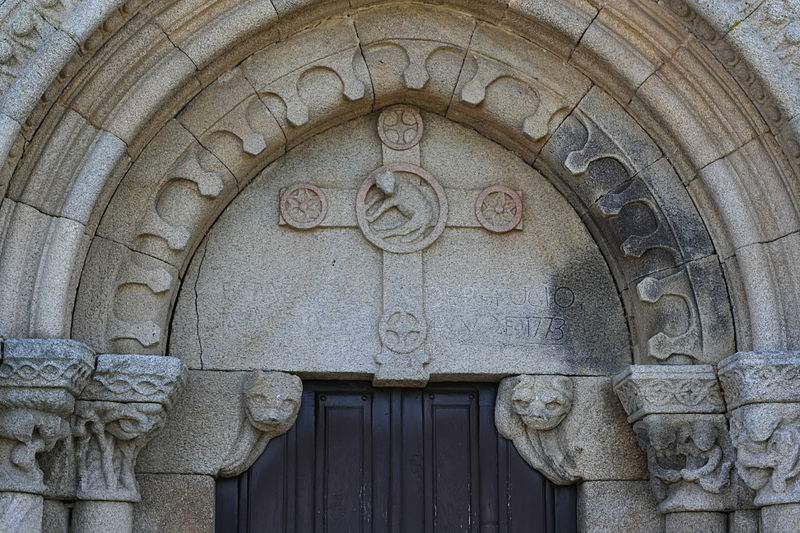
[216,382,577,533]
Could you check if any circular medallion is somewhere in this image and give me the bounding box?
[378,105,424,150]
[356,163,448,254]
[475,185,523,233]
[379,309,426,354]
[279,183,328,230]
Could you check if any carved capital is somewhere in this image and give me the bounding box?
[80,353,186,409]
[613,365,724,423]
[0,339,95,493]
[219,371,302,477]
[614,365,734,513]
[495,374,579,485]
[73,354,186,502]
[633,414,734,513]
[718,351,800,410]
[719,352,800,507]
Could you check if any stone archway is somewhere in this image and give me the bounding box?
[0,0,798,532]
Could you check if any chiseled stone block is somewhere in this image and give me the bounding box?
[134,474,214,533]
[578,480,663,533]
[718,351,800,410]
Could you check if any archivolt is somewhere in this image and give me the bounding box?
[0,0,798,366]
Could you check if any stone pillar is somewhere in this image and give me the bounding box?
[614,365,734,532]
[70,354,186,533]
[718,352,800,532]
[0,338,95,533]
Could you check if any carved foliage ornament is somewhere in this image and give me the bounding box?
[495,375,579,485]
[220,371,303,477]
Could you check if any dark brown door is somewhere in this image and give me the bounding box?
[216,382,576,533]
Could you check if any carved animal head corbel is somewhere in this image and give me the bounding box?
[218,371,303,477]
[495,374,579,485]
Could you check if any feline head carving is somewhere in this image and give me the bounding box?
[511,375,574,431]
[243,371,303,434]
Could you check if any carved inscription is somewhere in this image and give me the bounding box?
[275,106,524,384]
[429,285,574,347]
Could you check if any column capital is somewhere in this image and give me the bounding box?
[613,365,725,423]
[718,352,800,507]
[73,354,186,502]
[614,365,734,514]
[0,338,95,494]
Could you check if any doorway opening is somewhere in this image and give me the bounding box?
[216,381,577,532]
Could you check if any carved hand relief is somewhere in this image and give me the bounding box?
[219,371,302,477]
[495,375,580,485]
[356,164,448,254]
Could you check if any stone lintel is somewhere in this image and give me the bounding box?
[613,365,725,423]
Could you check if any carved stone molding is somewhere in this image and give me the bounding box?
[219,371,302,477]
[613,365,725,424]
[719,352,800,508]
[614,365,734,514]
[495,374,579,485]
[0,339,94,494]
[72,354,186,502]
[718,351,800,410]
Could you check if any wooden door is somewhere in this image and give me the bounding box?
[216,382,576,533]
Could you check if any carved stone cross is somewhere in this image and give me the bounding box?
[278,105,523,386]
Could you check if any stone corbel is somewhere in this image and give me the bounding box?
[719,352,800,531]
[219,370,303,477]
[0,338,95,533]
[495,374,580,485]
[70,354,186,533]
[614,365,734,532]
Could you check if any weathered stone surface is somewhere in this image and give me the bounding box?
[577,480,663,533]
[63,18,201,156]
[169,111,630,378]
[9,107,129,229]
[72,236,179,355]
[449,22,591,162]
[0,338,94,498]
[614,365,725,423]
[691,135,800,259]
[497,375,646,484]
[633,413,735,513]
[134,474,214,533]
[137,370,243,475]
[80,354,186,408]
[356,4,473,112]
[0,199,90,339]
[719,351,800,409]
[730,402,800,507]
[42,499,69,533]
[177,68,285,188]
[241,17,373,148]
[219,370,302,477]
[95,119,238,272]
